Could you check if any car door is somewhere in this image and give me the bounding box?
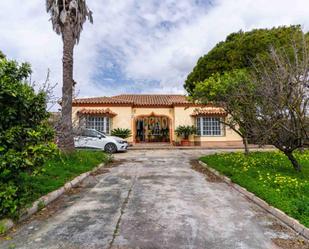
[81,129,102,149]
[90,130,109,149]
[74,129,97,148]
[74,131,88,148]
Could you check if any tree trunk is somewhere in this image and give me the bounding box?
[284,151,301,172]
[243,136,249,155]
[58,24,75,152]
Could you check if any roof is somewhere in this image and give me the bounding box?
[72,96,131,105]
[191,107,226,116]
[73,94,194,107]
[77,108,117,116]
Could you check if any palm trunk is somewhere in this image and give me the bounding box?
[243,136,249,155]
[284,151,301,172]
[58,24,75,152]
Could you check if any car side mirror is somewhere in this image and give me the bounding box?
[98,135,102,139]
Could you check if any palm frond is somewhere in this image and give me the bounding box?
[46,0,93,43]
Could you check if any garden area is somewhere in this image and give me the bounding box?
[0,56,111,224]
[200,151,309,227]
[0,146,110,222]
[21,149,110,209]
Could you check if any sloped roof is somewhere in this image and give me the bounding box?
[77,108,117,116]
[73,94,193,106]
[73,96,132,105]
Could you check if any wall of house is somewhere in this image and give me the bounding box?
[173,106,196,143]
[173,106,242,145]
[132,107,175,141]
[72,105,243,146]
[72,106,133,141]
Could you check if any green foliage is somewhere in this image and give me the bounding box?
[0,57,57,219]
[193,69,255,139]
[22,150,110,203]
[0,51,5,59]
[185,25,305,94]
[0,220,6,234]
[175,125,196,139]
[37,200,46,211]
[200,151,309,227]
[193,68,253,102]
[111,128,132,139]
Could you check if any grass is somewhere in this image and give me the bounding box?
[22,149,111,207]
[200,151,309,227]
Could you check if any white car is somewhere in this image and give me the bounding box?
[74,129,128,153]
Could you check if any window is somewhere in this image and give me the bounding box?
[196,117,224,136]
[82,129,105,138]
[85,116,110,134]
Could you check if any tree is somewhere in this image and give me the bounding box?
[0,58,56,218]
[192,69,255,154]
[0,51,5,59]
[46,0,93,152]
[249,39,309,171]
[185,25,305,95]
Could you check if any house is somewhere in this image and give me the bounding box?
[72,94,243,147]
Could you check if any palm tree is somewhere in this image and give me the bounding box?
[46,0,93,152]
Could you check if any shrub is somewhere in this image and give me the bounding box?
[175,125,196,139]
[0,58,57,219]
[111,128,132,139]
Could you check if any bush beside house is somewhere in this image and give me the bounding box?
[0,58,57,219]
[111,128,132,139]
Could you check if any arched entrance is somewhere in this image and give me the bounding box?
[134,113,172,143]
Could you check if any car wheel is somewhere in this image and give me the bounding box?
[104,143,117,153]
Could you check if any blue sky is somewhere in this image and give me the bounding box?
[0,0,309,109]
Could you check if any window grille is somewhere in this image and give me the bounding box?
[85,116,110,134]
[196,117,224,136]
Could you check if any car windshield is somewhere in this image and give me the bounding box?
[96,130,106,136]
[81,129,105,138]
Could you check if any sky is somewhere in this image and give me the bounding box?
[0,0,309,110]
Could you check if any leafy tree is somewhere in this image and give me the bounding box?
[249,39,309,171]
[185,25,305,94]
[46,0,93,152]
[111,128,132,139]
[0,58,57,218]
[0,51,5,59]
[192,69,255,154]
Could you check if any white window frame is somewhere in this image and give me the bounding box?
[196,116,225,137]
[85,116,111,134]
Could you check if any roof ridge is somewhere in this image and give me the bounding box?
[72,94,193,106]
[114,94,186,96]
[73,96,113,100]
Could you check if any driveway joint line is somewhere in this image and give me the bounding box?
[108,176,136,249]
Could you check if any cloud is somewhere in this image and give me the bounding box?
[0,0,309,110]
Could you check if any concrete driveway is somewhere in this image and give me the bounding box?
[0,149,305,249]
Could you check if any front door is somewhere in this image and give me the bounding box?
[135,116,170,143]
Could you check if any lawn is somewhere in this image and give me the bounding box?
[22,149,110,207]
[200,151,309,227]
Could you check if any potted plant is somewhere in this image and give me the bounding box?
[175,125,196,146]
[111,128,132,139]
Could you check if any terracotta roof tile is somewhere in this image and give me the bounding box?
[73,96,132,105]
[114,94,187,106]
[191,108,226,116]
[77,108,117,116]
[73,94,192,106]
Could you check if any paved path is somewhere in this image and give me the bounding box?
[0,150,303,249]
